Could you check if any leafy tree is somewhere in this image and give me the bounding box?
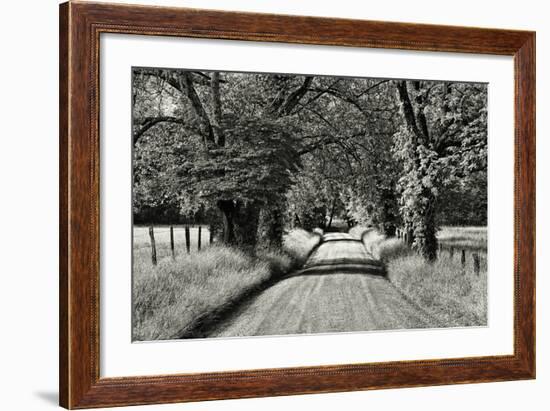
[393,80,487,260]
[133,69,313,249]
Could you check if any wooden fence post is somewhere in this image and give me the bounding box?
[198,226,202,251]
[473,253,480,276]
[461,249,466,268]
[185,226,190,253]
[209,226,213,244]
[170,225,175,259]
[449,247,455,259]
[149,226,157,266]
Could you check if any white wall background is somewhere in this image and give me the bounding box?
[0,0,547,410]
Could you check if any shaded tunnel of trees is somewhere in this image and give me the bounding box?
[132,68,487,261]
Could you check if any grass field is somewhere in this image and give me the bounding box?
[133,225,211,266]
[133,228,321,341]
[353,226,487,327]
[437,226,487,251]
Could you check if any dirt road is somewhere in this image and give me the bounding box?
[207,233,439,337]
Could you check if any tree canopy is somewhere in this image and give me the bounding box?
[132,68,487,259]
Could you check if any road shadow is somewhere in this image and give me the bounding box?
[321,238,364,243]
[180,267,298,339]
[179,233,324,339]
[297,260,386,277]
[180,231,388,339]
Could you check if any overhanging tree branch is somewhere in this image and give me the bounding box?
[210,71,225,146]
[178,72,217,149]
[291,78,341,115]
[270,76,314,117]
[353,79,390,98]
[306,79,391,116]
[133,116,186,144]
[396,80,421,144]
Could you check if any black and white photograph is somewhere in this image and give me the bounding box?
[132,68,488,341]
[1,0,544,409]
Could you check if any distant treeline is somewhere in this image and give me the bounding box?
[133,205,216,226]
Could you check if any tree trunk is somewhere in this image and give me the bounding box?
[396,80,439,260]
[396,81,421,145]
[217,199,260,250]
[257,204,285,250]
[327,198,337,229]
[412,193,438,261]
[178,72,216,150]
[218,200,236,245]
[405,227,414,247]
[234,201,260,250]
[294,213,302,228]
[380,186,398,237]
[210,72,225,146]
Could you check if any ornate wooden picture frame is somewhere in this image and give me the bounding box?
[59,1,535,408]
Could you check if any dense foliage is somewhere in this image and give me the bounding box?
[133,68,487,259]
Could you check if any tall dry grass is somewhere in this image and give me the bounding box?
[283,228,323,266]
[133,228,320,341]
[352,225,487,327]
[387,254,487,327]
[350,227,412,261]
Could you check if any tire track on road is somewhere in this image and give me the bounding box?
[205,232,440,338]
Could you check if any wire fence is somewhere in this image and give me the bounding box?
[134,225,213,265]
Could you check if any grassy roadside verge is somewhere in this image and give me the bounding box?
[350,226,487,327]
[133,229,321,341]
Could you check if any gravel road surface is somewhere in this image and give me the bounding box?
[207,233,438,337]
